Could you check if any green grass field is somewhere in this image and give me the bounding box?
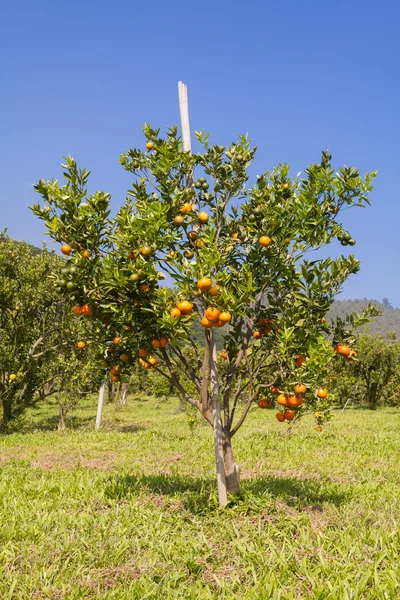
[1,396,400,599]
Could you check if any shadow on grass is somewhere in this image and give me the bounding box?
[104,471,351,515]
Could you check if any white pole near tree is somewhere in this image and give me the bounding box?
[178,81,192,152]
[95,379,106,431]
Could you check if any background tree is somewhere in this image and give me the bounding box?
[32,127,376,505]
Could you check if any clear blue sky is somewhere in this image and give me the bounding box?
[1,0,399,306]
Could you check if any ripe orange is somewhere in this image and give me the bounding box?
[198,212,209,223]
[184,250,194,259]
[317,387,328,398]
[295,383,306,395]
[9,374,17,381]
[197,277,212,291]
[259,236,271,247]
[253,330,261,339]
[295,355,306,367]
[139,348,149,358]
[214,320,225,328]
[160,337,169,348]
[180,203,192,214]
[110,366,120,375]
[120,353,129,363]
[201,317,214,328]
[205,307,220,322]
[195,238,205,248]
[177,300,193,315]
[113,337,121,345]
[144,363,152,370]
[221,350,228,360]
[335,344,351,357]
[276,412,285,422]
[111,374,120,382]
[140,284,150,293]
[141,245,152,256]
[61,244,72,255]
[209,287,219,296]
[284,409,295,420]
[170,308,182,318]
[271,386,280,394]
[288,394,303,407]
[219,311,231,324]
[277,394,289,407]
[149,357,157,365]
[77,341,86,349]
[81,304,92,316]
[82,250,90,259]
[188,230,198,241]
[137,358,145,366]
[152,339,161,349]
[232,232,239,240]
[146,141,155,150]
[282,183,289,190]
[258,399,270,409]
[73,305,82,316]
[321,317,327,323]
[174,215,184,225]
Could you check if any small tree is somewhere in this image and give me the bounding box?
[32,126,376,504]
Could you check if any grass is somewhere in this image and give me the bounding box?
[1,396,400,599]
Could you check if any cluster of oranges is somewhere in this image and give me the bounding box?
[73,304,92,316]
[137,348,157,370]
[170,300,193,319]
[201,307,231,329]
[265,383,329,423]
[253,317,273,339]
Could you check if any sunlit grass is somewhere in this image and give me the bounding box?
[1,396,400,598]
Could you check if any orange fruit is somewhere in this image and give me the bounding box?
[174,215,184,225]
[205,307,220,322]
[77,341,86,349]
[141,245,152,256]
[180,203,192,214]
[195,238,205,248]
[152,339,161,349]
[9,374,17,381]
[170,308,182,318]
[160,337,169,348]
[219,311,231,324]
[214,320,225,328]
[253,330,261,339]
[288,394,303,407]
[321,317,327,323]
[139,348,149,358]
[209,286,219,296]
[271,386,280,394]
[177,300,193,315]
[149,357,157,365]
[295,355,306,367]
[317,387,328,399]
[73,305,82,316]
[282,183,289,190]
[259,236,271,247]
[146,141,154,150]
[110,366,120,375]
[144,363,152,370]
[295,384,306,395]
[232,232,239,240]
[258,399,270,409]
[113,337,121,345]
[82,250,90,259]
[201,317,214,328]
[335,344,351,357]
[137,358,145,366]
[111,374,120,382]
[197,277,212,291]
[277,394,289,407]
[140,284,150,293]
[188,230,198,241]
[120,353,129,363]
[276,412,285,422]
[198,212,209,223]
[61,244,72,255]
[81,304,92,316]
[284,409,295,420]
[221,350,228,360]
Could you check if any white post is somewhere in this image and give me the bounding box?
[178,81,192,153]
[95,380,106,431]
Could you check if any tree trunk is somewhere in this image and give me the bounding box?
[223,434,241,494]
[209,330,228,507]
[2,398,12,425]
[119,383,128,406]
[368,382,379,410]
[58,403,66,431]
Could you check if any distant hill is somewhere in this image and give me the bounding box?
[328,299,400,338]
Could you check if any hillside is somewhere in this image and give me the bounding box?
[328,299,400,337]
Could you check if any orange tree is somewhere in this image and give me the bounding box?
[32,126,377,504]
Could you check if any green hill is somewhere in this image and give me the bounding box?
[328,299,400,337]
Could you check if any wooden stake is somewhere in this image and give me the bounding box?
[95,379,106,430]
[178,81,192,153]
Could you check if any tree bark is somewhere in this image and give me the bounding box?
[209,330,228,507]
[120,383,128,406]
[368,382,379,410]
[223,434,241,494]
[2,398,12,425]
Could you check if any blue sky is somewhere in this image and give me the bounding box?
[1,0,399,306]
